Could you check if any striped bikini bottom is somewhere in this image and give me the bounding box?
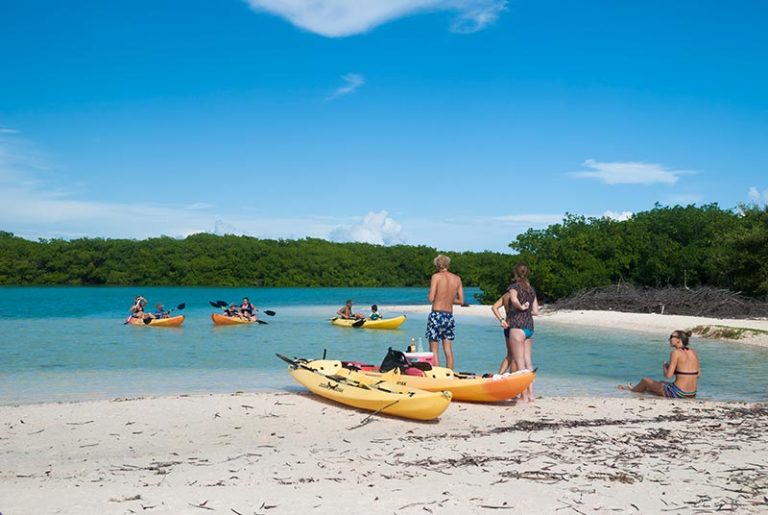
[662,382,696,399]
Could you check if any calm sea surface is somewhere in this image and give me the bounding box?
[1,286,766,404]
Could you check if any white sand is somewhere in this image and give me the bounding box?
[4,307,768,513]
[2,392,767,514]
[385,304,768,347]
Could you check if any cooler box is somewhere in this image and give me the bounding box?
[404,351,435,366]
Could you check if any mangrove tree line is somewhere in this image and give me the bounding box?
[0,232,513,293]
[490,203,768,302]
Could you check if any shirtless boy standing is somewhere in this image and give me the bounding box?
[426,254,464,370]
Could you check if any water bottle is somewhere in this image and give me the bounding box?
[417,337,424,353]
[409,337,416,353]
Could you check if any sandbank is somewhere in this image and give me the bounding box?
[2,392,767,514]
[384,304,768,347]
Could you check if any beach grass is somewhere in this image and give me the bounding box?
[690,324,768,340]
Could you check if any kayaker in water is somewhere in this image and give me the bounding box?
[337,300,364,320]
[129,295,147,314]
[153,303,169,319]
[240,297,257,321]
[620,330,700,399]
[224,303,241,318]
[426,254,464,370]
[127,295,149,322]
[369,305,382,320]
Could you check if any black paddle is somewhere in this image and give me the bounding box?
[276,352,298,366]
[352,318,366,328]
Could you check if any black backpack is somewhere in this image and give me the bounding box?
[379,347,409,373]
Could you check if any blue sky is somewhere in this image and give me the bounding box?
[1,0,766,252]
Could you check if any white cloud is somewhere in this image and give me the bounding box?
[185,202,215,210]
[327,73,365,100]
[243,0,507,37]
[0,128,19,134]
[0,143,404,245]
[213,219,243,236]
[603,210,633,221]
[449,0,507,33]
[329,210,406,245]
[748,186,768,205]
[570,159,692,185]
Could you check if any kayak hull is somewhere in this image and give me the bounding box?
[127,315,185,327]
[362,367,536,402]
[211,313,257,325]
[286,359,451,420]
[331,315,406,330]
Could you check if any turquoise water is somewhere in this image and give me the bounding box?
[1,286,767,404]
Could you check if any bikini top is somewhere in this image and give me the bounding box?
[675,347,699,375]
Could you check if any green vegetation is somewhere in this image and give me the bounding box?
[2,204,766,304]
[500,203,768,302]
[0,232,513,292]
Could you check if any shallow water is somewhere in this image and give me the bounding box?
[1,286,766,404]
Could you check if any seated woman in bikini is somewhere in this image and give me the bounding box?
[620,330,700,399]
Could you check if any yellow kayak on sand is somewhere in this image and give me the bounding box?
[277,354,452,420]
[360,365,536,403]
[330,314,406,330]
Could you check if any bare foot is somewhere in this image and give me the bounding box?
[618,383,633,391]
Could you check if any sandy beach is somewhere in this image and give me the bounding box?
[2,392,767,514]
[3,307,768,514]
[386,304,768,347]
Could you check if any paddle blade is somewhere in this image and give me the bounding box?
[209,301,220,308]
[256,319,268,325]
[408,361,432,371]
[352,319,366,328]
[275,353,296,365]
[216,300,229,308]
[263,310,276,316]
[177,303,186,310]
[143,317,153,325]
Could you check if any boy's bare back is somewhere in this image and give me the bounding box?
[428,270,464,312]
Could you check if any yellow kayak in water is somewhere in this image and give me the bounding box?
[330,314,406,330]
[211,313,258,325]
[126,315,185,327]
[277,355,451,420]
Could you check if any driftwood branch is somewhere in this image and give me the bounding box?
[551,285,768,319]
